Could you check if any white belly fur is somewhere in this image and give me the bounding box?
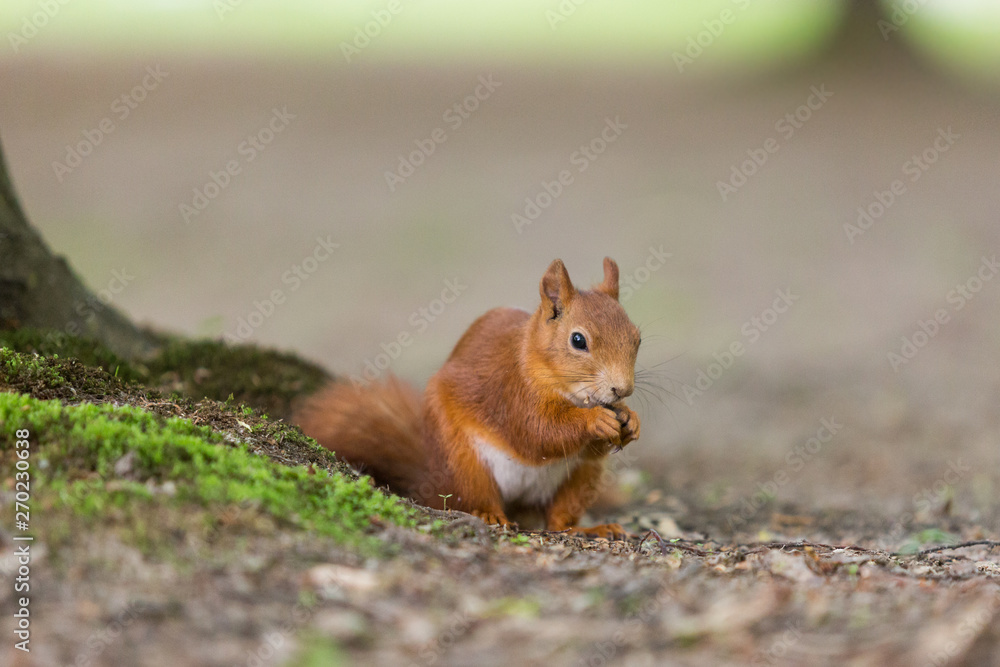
[473,437,580,506]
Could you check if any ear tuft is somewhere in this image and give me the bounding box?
[596,257,620,300]
[540,259,576,319]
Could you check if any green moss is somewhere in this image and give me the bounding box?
[0,333,426,555]
[0,345,134,405]
[0,329,330,417]
[0,391,415,549]
[0,327,142,381]
[0,346,359,481]
[144,338,330,418]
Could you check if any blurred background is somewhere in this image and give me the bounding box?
[2,0,999,531]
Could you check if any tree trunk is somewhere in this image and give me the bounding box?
[0,136,157,359]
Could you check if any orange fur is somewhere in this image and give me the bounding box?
[293,375,426,496]
[293,257,642,539]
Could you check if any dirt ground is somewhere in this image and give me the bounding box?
[2,9,1000,666]
[1,350,999,667]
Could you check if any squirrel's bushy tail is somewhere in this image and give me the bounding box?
[293,376,426,497]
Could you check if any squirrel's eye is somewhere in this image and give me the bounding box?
[570,332,588,351]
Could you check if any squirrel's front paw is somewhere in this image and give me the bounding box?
[613,405,640,447]
[586,406,622,443]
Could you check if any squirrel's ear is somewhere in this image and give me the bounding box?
[540,259,576,320]
[596,257,620,300]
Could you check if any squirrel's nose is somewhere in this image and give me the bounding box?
[611,383,634,399]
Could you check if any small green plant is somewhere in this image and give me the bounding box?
[486,596,541,619]
[438,493,453,511]
[288,634,344,667]
[897,528,961,555]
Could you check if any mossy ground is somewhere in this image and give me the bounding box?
[2,329,1000,666]
[0,333,420,557]
[0,391,415,549]
[0,328,329,418]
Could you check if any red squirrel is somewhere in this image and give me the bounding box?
[294,257,641,539]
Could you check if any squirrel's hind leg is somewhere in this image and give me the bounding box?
[545,459,629,540]
[423,428,512,527]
